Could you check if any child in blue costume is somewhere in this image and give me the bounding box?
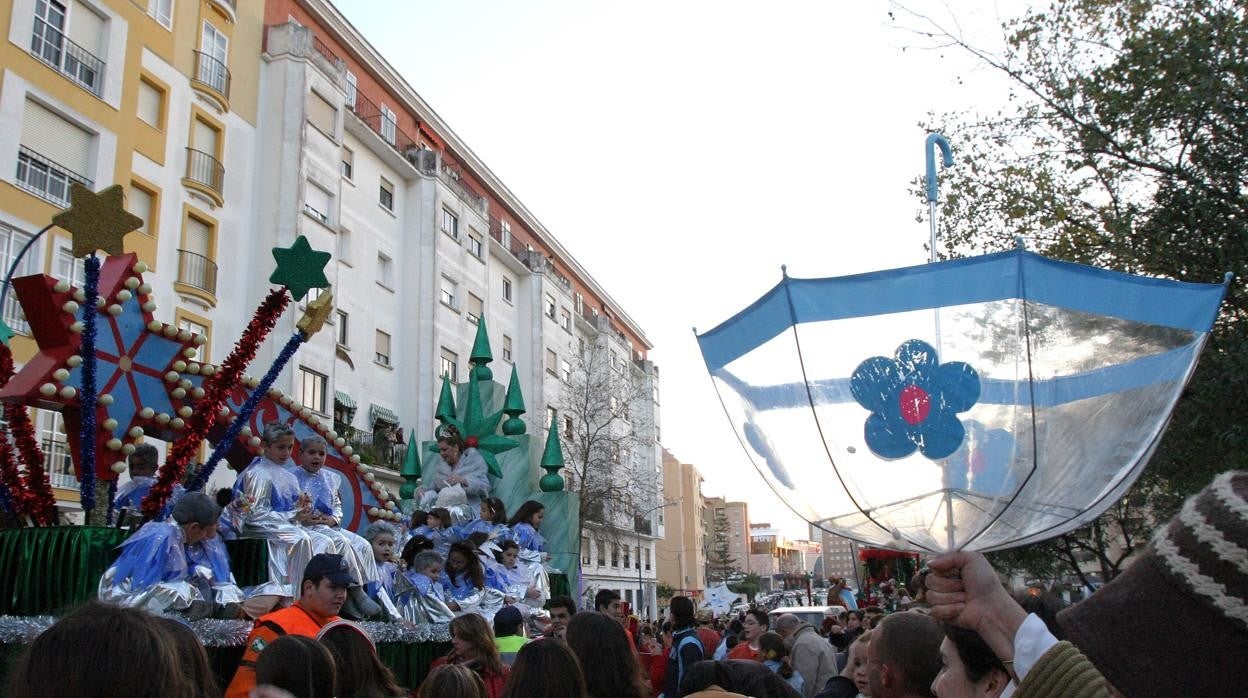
[504,500,551,609]
[395,550,455,624]
[411,508,454,555]
[453,497,511,542]
[440,540,504,623]
[226,423,314,613]
[99,492,243,617]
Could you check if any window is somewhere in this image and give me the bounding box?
[611,544,619,568]
[304,182,331,224]
[345,71,357,109]
[148,0,173,28]
[176,317,210,360]
[138,79,164,128]
[379,178,394,211]
[563,415,574,435]
[560,359,571,382]
[624,545,630,569]
[187,116,223,195]
[336,310,349,347]
[337,227,352,265]
[502,276,513,303]
[375,330,391,367]
[502,335,512,362]
[299,366,327,414]
[544,294,556,320]
[596,540,606,566]
[574,292,584,315]
[341,147,353,180]
[376,253,393,288]
[1,225,36,335]
[645,548,651,571]
[32,0,105,96]
[53,239,85,288]
[199,21,229,95]
[307,91,336,136]
[467,293,483,325]
[440,276,457,309]
[380,105,396,144]
[560,307,572,333]
[128,183,155,236]
[581,537,591,565]
[498,219,511,247]
[178,213,216,294]
[441,208,459,239]
[18,100,92,206]
[440,348,458,382]
[545,349,558,377]
[468,231,483,258]
[546,406,557,428]
[38,410,74,489]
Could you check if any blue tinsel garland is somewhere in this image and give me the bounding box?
[78,254,100,511]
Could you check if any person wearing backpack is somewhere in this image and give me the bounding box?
[662,596,705,698]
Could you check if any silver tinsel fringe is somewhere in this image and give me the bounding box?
[0,614,450,647]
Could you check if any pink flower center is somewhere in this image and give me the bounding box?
[899,384,931,425]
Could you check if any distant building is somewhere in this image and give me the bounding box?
[656,449,706,603]
[702,495,750,576]
[809,524,861,588]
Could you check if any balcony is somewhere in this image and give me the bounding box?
[183,147,224,204]
[42,437,76,490]
[31,18,104,97]
[489,215,532,261]
[345,428,404,471]
[438,159,487,214]
[15,146,92,207]
[312,34,343,68]
[349,91,421,157]
[176,249,218,298]
[192,50,231,108]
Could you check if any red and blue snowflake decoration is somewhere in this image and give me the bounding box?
[850,339,980,460]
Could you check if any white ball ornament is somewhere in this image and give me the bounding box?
[106,438,122,451]
[368,507,380,517]
[171,388,186,399]
[178,379,192,390]
[128,427,144,439]
[107,304,122,316]
[110,461,128,474]
[349,455,360,465]
[59,386,76,399]
[192,387,205,399]
[201,365,216,376]
[364,473,376,482]
[121,444,136,455]
[182,348,197,359]
[155,413,171,425]
[72,290,85,303]
[133,261,148,274]
[52,368,69,381]
[99,394,114,406]
[147,321,163,332]
[67,355,82,367]
[176,330,190,341]
[138,283,152,295]
[178,406,193,418]
[170,418,185,430]
[116,290,132,302]
[142,301,156,312]
[95,297,106,309]
[240,427,252,437]
[187,363,201,374]
[342,446,353,457]
[165,371,179,382]
[124,277,140,290]
[193,334,207,346]
[163,326,178,338]
[248,436,262,448]
[53,281,70,293]
[69,321,83,333]
[62,301,79,314]
[139,407,155,419]
[334,437,346,447]
[102,418,118,431]
[39,383,56,397]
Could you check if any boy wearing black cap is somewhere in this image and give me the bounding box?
[224,553,356,698]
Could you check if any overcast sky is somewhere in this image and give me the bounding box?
[337,0,1026,539]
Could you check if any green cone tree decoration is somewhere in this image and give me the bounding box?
[470,316,494,381]
[502,364,526,435]
[539,412,565,492]
[429,371,517,479]
[400,436,422,502]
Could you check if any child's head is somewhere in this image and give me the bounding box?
[261,423,296,462]
[400,535,433,568]
[495,540,520,568]
[481,497,507,525]
[408,510,428,528]
[412,551,444,581]
[362,521,398,563]
[429,508,451,528]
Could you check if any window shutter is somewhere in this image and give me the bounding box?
[308,92,336,135]
[138,81,162,127]
[305,184,331,220]
[192,119,218,155]
[67,6,105,55]
[184,216,210,256]
[21,101,91,174]
[128,186,153,235]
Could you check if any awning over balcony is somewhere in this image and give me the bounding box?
[370,403,399,426]
[334,390,356,410]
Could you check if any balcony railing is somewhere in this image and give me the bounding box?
[185,147,225,197]
[349,91,421,155]
[489,216,532,261]
[3,293,30,337]
[31,17,104,96]
[177,249,218,296]
[42,437,75,490]
[345,428,404,470]
[312,34,342,67]
[438,159,487,213]
[193,50,231,100]
[15,146,92,207]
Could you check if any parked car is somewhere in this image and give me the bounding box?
[768,605,848,629]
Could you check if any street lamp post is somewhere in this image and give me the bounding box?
[636,499,675,620]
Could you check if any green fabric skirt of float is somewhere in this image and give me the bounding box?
[0,526,127,615]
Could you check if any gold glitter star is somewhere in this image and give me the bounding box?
[297,290,335,338]
[52,184,143,258]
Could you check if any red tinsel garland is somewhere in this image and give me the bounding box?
[0,346,30,518]
[0,344,57,525]
[140,288,290,519]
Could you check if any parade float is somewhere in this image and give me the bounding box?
[0,184,578,688]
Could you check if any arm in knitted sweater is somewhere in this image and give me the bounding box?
[1014,641,1112,698]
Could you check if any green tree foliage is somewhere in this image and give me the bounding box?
[705,509,738,583]
[898,0,1248,581]
[656,581,676,600]
[729,573,763,602]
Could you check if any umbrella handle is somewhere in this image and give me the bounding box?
[925,133,954,203]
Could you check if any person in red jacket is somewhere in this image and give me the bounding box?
[225,553,353,698]
[727,609,768,661]
[424,613,510,698]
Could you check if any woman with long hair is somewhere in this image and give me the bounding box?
[156,617,219,698]
[418,665,486,698]
[316,619,406,698]
[501,639,588,698]
[442,541,504,618]
[565,611,648,698]
[254,635,336,698]
[424,613,509,698]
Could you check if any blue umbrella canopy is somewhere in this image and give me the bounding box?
[697,248,1229,553]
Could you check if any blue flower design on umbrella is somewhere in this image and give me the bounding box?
[850,339,980,460]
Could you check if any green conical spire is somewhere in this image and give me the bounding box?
[399,437,421,501]
[539,412,565,492]
[435,374,457,423]
[502,364,526,435]
[464,370,486,427]
[470,316,493,381]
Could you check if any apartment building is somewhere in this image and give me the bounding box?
[656,449,707,603]
[702,495,751,576]
[809,523,861,587]
[1,0,264,509]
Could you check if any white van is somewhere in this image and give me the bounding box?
[768,605,847,629]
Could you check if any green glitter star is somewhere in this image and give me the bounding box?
[0,318,13,346]
[270,235,331,301]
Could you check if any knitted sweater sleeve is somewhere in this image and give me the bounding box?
[1014,641,1112,698]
